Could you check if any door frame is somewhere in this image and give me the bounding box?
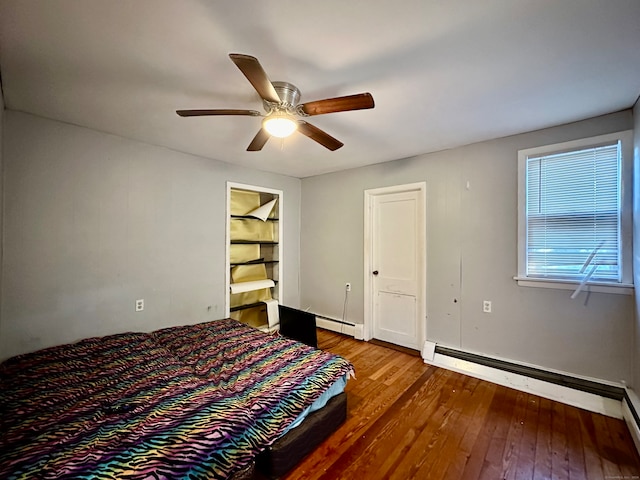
[363,182,427,346]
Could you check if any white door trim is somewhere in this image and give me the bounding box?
[363,182,427,346]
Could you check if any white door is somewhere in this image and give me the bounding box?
[366,185,425,350]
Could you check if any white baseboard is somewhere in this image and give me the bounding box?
[316,316,355,337]
[426,352,623,419]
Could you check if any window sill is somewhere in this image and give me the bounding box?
[513,276,634,295]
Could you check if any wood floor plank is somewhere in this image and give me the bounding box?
[374,370,454,478]
[401,372,467,477]
[591,410,624,479]
[499,390,529,480]
[577,409,607,480]
[532,397,553,480]
[478,386,520,480]
[550,400,569,480]
[383,354,426,387]
[564,404,587,480]
[284,330,640,480]
[389,370,465,479]
[446,379,497,480]
[458,385,511,480]
[512,394,540,480]
[417,375,484,479]
[605,415,640,478]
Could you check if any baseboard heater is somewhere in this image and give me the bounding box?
[435,345,624,400]
[314,315,356,338]
[624,390,640,431]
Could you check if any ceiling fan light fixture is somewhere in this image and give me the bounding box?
[263,114,298,138]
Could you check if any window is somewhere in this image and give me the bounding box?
[516,131,633,293]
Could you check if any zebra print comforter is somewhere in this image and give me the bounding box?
[0,318,353,479]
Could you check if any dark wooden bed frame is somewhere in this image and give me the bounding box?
[230,391,347,480]
[257,391,347,478]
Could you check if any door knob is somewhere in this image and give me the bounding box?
[372,270,379,275]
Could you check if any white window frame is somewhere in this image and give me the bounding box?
[515,130,633,295]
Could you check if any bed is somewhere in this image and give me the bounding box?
[0,318,353,479]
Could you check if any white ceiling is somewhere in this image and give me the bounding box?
[1,1,639,178]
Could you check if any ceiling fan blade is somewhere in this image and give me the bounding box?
[229,53,281,104]
[247,128,270,151]
[300,93,374,116]
[176,109,261,117]
[297,121,344,151]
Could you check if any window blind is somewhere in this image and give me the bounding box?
[525,142,620,282]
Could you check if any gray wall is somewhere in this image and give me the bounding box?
[0,111,301,360]
[301,110,634,384]
[633,100,640,392]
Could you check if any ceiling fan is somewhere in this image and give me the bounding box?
[176,54,375,152]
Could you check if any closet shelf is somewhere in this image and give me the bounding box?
[230,259,279,266]
[231,215,279,221]
[230,240,278,245]
[229,302,267,313]
[229,279,276,294]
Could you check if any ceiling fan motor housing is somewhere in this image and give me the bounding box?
[265,81,301,112]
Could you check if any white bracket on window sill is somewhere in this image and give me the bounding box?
[570,264,599,299]
[570,241,604,299]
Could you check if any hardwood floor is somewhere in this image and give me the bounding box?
[284,329,640,480]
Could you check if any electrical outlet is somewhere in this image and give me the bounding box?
[345,282,351,292]
[482,300,492,313]
[135,299,144,312]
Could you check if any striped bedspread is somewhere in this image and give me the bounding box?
[0,319,353,479]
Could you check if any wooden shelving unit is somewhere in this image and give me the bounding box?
[226,184,282,332]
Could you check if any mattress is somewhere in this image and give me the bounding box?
[0,318,353,479]
[282,373,347,435]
